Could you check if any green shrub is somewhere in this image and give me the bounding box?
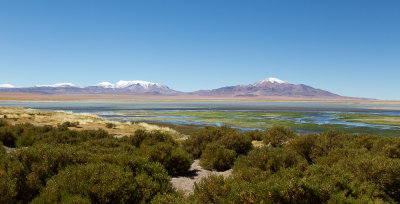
[192,175,273,204]
[0,122,178,203]
[233,147,303,182]
[382,139,400,159]
[192,164,390,203]
[218,131,252,155]
[125,129,177,147]
[200,143,236,171]
[105,122,116,129]
[184,126,247,158]
[124,130,193,175]
[123,129,147,147]
[303,164,389,203]
[90,154,173,193]
[13,144,89,202]
[35,128,111,146]
[193,175,228,204]
[28,153,172,203]
[59,121,79,129]
[0,127,17,147]
[0,119,8,127]
[31,163,137,203]
[335,153,400,202]
[288,134,319,164]
[184,126,233,158]
[0,173,17,203]
[142,142,192,175]
[75,138,136,156]
[141,130,176,146]
[0,121,112,147]
[244,129,265,141]
[0,152,18,203]
[257,172,324,203]
[58,194,91,204]
[264,126,297,147]
[150,192,187,204]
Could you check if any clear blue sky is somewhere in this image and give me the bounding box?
[0,0,399,99]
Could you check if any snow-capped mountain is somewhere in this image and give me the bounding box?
[86,80,178,95]
[0,80,180,95]
[85,80,181,95]
[95,80,166,89]
[194,77,341,98]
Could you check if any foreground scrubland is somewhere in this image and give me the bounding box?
[0,116,400,203]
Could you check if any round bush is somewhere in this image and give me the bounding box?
[233,147,303,182]
[244,129,265,141]
[200,143,236,171]
[31,163,157,203]
[0,127,16,147]
[264,126,297,147]
[0,168,17,203]
[193,175,228,203]
[218,132,252,155]
[143,142,192,175]
[184,126,244,158]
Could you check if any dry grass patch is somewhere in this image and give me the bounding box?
[0,107,181,138]
[252,140,266,148]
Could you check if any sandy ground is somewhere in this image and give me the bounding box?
[171,160,232,195]
[4,146,16,154]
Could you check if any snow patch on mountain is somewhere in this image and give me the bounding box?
[0,84,14,88]
[96,82,114,88]
[253,77,290,85]
[35,83,78,88]
[115,80,163,88]
[95,80,165,89]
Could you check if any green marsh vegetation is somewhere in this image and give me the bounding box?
[1,118,400,203]
[334,113,400,126]
[150,111,303,128]
[129,111,400,137]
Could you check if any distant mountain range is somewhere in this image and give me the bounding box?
[0,80,181,95]
[0,78,348,99]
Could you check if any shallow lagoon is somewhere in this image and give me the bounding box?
[0,101,400,112]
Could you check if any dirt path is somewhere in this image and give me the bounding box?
[171,160,232,195]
